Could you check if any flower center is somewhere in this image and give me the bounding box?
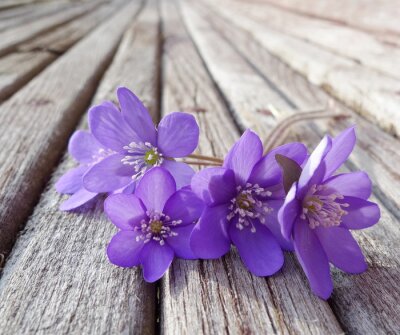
[121,142,164,180]
[227,183,272,233]
[301,184,349,229]
[135,211,182,246]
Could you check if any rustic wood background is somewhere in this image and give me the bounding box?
[0,0,399,334]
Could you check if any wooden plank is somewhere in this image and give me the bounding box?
[0,0,142,262]
[160,1,344,334]
[0,1,122,102]
[0,0,101,57]
[201,0,400,138]
[181,2,400,334]
[0,0,160,333]
[227,0,400,80]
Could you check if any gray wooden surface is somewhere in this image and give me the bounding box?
[0,0,399,334]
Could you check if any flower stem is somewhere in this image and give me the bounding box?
[263,104,349,154]
[188,154,223,163]
[181,159,222,166]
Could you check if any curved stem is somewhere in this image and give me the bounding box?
[188,153,223,163]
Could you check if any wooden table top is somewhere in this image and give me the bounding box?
[0,0,398,334]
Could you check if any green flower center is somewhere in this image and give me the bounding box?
[144,149,161,166]
[150,220,163,234]
[236,193,253,210]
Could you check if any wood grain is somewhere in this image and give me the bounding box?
[160,1,344,334]
[0,0,142,260]
[181,2,400,333]
[0,0,101,57]
[0,0,161,333]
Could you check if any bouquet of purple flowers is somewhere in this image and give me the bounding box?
[56,87,380,299]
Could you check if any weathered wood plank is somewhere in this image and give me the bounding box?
[228,0,400,80]
[182,2,400,333]
[0,0,160,333]
[0,1,122,102]
[0,1,142,260]
[160,1,344,334]
[202,0,400,138]
[0,0,101,57]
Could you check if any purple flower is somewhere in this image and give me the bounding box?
[105,167,204,282]
[278,126,380,299]
[83,87,199,193]
[190,130,308,276]
[55,130,113,210]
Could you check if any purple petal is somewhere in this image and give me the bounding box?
[315,226,367,273]
[83,154,133,192]
[249,142,308,187]
[140,241,174,282]
[340,196,380,230]
[135,167,176,212]
[190,204,231,259]
[191,167,236,206]
[229,220,284,276]
[55,165,87,194]
[224,129,263,185]
[265,200,294,251]
[68,130,104,164]
[166,223,197,259]
[157,112,199,157]
[162,160,194,189]
[323,126,356,179]
[104,194,146,230]
[59,188,97,211]
[117,87,157,145]
[107,230,144,267]
[89,102,138,152]
[323,172,372,200]
[278,182,300,240]
[293,220,333,300]
[298,136,332,197]
[163,188,204,224]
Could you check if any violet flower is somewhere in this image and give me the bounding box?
[105,167,204,282]
[83,87,199,193]
[55,130,112,210]
[278,126,380,299]
[190,130,308,276]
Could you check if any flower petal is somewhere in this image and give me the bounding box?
[68,130,104,164]
[190,204,231,259]
[59,188,98,211]
[157,112,199,157]
[107,230,144,267]
[265,200,294,251]
[298,136,332,197]
[117,87,157,145]
[278,182,300,240]
[323,172,372,200]
[224,129,263,185]
[339,196,380,230]
[135,167,176,212]
[249,142,308,187]
[323,126,356,179]
[163,187,204,224]
[140,241,174,282]
[89,102,138,152]
[55,165,87,194]
[104,194,146,230]
[229,220,284,276]
[83,154,133,192]
[166,223,197,259]
[161,160,194,189]
[293,220,333,300]
[191,167,236,206]
[315,226,367,273]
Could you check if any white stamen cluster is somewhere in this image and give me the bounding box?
[134,210,182,246]
[227,183,272,233]
[121,142,164,180]
[301,184,349,229]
